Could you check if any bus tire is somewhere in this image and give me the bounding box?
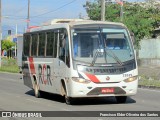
[65,96,74,105]
[65,96,71,105]
[115,96,127,103]
[34,84,41,98]
[61,81,74,105]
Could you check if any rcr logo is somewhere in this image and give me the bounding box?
[38,64,52,85]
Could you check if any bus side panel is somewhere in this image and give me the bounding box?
[33,58,56,93]
[22,57,33,89]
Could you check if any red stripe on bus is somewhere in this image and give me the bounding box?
[85,73,100,83]
[29,57,36,74]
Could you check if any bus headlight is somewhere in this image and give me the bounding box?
[124,76,138,83]
[72,77,91,84]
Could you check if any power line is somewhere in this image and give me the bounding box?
[30,0,77,18]
[14,5,28,15]
[2,15,26,19]
[4,6,27,17]
[3,0,79,22]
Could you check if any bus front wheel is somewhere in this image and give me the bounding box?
[65,96,74,105]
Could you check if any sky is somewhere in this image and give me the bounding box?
[2,0,145,37]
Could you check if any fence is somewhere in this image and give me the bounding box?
[138,38,160,66]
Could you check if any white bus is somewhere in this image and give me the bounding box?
[22,19,138,105]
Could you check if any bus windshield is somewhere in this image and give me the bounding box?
[72,27,134,65]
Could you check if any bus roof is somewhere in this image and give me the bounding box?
[27,19,126,33]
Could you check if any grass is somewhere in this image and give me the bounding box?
[139,75,160,88]
[0,57,19,73]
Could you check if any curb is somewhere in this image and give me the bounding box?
[0,71,22,76]
[138,85,160,90]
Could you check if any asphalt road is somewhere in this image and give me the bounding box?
[0,72,160,120]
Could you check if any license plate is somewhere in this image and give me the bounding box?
[101,88,114,94]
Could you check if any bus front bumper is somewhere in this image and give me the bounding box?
[69,79,138,98]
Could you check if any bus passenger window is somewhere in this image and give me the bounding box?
[65,35,70,68]
[23,35,30,56]
[38,33,45,56]
[54,32,58,58]
[46,32,54,56]
[59,33,65,62]
[31,34,38,56]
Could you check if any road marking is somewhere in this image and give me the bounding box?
[138,88,160,93]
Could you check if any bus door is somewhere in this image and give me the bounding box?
[53,29,69,93]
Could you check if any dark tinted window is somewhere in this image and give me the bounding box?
[59,30,65,61]
[23,35,30,56]
[46,32,54,56]
[31,34,38,56]
[54,32,58,58]
[58,29,69,67]
[38,33,45,56]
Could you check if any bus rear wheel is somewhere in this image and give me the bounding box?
[34,84,41,98]
[115,96,127,103]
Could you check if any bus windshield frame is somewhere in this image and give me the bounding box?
[71,25,135,66]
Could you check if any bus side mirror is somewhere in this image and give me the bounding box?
[130,32,135,44]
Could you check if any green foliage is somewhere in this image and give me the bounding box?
[84,1,160,48]
[139,75,160,88]
[84,1,101,20]
[105,4,120,22]
[2,39,15,51]
[0,58,19,73]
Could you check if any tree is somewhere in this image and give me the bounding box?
[84,0,160,48]
[2,39,15,51]
[84,0,101,20]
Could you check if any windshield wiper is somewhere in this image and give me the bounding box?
[102,31,123,66]
[90,49,101,66]
[91,27,123,66]
[105,49,123,66]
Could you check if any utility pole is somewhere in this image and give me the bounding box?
[27,0,30,28]
[120,3,123,22]
[0,0,2,67]
[120,0,123,22]
[101,0,105,21]
[15,24,17,57]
